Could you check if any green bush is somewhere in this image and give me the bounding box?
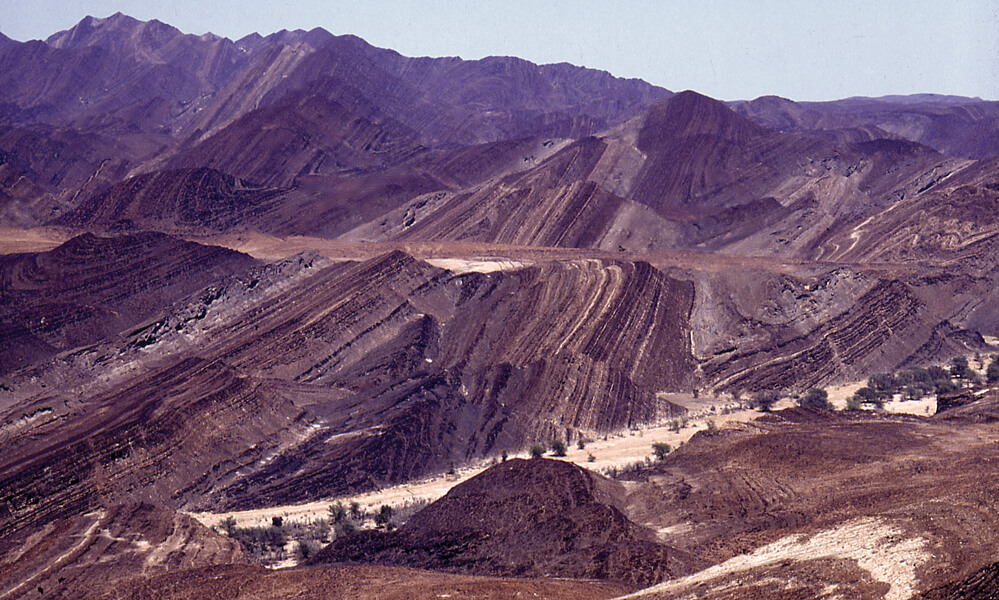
[374,504,394,528]
[868,373,898,398]
[651,442,672,461]
[549,438,568,457]
[951,356,971,380]
[529,443,546,458]
[754,389,781,412]
[329,502,347,524]
[988,359,999,383]
[799,388,831,410]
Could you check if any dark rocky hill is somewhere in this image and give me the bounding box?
[315,458,706,586]
[0,232,257,373]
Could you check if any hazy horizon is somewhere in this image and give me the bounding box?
[2,0,997,102]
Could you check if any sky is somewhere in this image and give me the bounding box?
[2,0,997,102]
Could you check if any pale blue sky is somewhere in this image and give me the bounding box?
[2,0,997,101]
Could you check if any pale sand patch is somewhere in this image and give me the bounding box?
[424,258,529,274]
[617,517,930,600]
[187,401,758,531]
[826,381,865,410]
[0,227,72,255]
[884,397,937,416]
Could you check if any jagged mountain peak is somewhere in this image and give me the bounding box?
[266,26,334,47]
[45,12,183,50]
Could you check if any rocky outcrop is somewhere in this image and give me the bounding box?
[0,503,249,600]
[0,232,257,374]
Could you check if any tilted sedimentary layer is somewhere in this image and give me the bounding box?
[0,241,693,537]
[0,503,249,600]
[0,231,257,374]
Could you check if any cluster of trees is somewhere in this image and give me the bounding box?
[530,438,569,458]
[846,356,997,409]
[748,355,999,413]
[220,516,289,558]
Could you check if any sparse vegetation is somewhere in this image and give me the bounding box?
[226,523,288,559]
[754,389,781,412]
[375,504,394,529]
[329,502,347,524]
[529,443,546,458]
[799,388,831,410]
[951,356,972,380]
[651,442,672,461]
[550,438,568,457]
[988,358,999,383]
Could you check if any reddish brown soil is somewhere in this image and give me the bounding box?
[108,564,630,600]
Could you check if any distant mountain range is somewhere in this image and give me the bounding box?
[3,14,999,600]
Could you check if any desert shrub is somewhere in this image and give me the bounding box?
[393,497,430,525]
[298,540,322,560]
[988,358,999,383]
[228,524,287,556]
[855,387,878,401]
[927,365,950,381]
[529,443,546,458]
[799,388,831,410]
[577,438,586,450]
[868,373,898,400]
[846,395,863,411]
[601,460,648,479]
[374,504,394,528]
[329,502,348,524]
[221,516,236,535]
[550,438,568,457]
[754,389,781,412]
[651,442,672,461]
[935,380,958,395]
[951,356,972,380]
[587,453,596,462]
[335,519,356,537]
